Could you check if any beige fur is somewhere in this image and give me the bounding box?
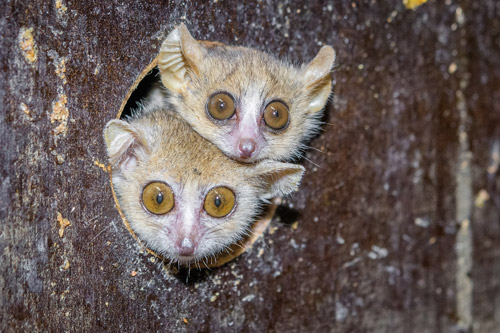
[104,109,304,264]
[158,24,335,162]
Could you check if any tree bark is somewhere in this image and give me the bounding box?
[1,0,499,331]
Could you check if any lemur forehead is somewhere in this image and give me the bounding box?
[203,46,292,74]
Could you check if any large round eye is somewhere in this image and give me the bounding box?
[142,182,174,215]
[204,187,236,218]
[207,92,236,120]
[263,100,289,130]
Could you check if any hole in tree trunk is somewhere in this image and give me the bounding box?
[109,57,278,268]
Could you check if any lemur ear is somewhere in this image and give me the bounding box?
[301,46,336,113]
[104,119,148,175]
[158,23,205,94]
[251,161,306,200]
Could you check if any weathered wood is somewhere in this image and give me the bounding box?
[1,0,499,331]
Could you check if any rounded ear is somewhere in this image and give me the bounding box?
[178,24,204,75]
[158,23,205,93]
[103,119,147,174]
[302,46,336,87]
[250,161,306,200]
[301,46,336,113]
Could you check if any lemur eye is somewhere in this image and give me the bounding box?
[207,92,236,120]
[263,101,289,130]
[142,182,174,215]
[204,187,235,218]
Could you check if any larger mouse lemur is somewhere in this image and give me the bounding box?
[158,24,335,163]
[104,107,304,265]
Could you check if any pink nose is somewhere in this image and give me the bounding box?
[177,237,195,256]
[238,139,256,158]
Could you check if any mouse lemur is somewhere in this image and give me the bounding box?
[157,24,335,163]
[104,106,304,264]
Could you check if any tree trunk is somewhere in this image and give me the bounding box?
[1,0,499,331]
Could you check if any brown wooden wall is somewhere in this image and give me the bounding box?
[1,0,500,331]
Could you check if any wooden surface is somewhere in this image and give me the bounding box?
[1,0,499,331]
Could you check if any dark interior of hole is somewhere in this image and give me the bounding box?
[273,203,301,226]
[121,67,162,119]
[173,264,214,284]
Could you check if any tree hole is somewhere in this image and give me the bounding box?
[110,57,278,268]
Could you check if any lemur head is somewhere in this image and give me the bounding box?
[158,24,335,162]
[104,111,305,264]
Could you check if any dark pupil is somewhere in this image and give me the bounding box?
[272,107,280,118]
[214,195,222,208]
[156,192,164,205]
[217,99,226,112]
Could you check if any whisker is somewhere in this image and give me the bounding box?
[239,229,254,240]
[245,225,258,236]
[304,145,324,154]
[303,156,325,169]
[90,224,113,244]
[84,214,101,226]
[232,242,247,251]
[259,237,270,252]
[202,257,212,270]
[223,244,234,254]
